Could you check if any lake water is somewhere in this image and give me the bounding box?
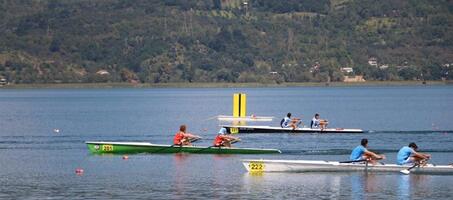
[0,86,452,199]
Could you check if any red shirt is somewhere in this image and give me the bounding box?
[213,135,224,146]
[174,132,185,145]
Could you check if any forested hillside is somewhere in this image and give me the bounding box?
[0,0,452,84]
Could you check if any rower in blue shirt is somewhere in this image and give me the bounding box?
[350,138,385,164]
[397,142,431,165]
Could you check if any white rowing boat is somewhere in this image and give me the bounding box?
[223,125,364,134]
[217,115,274,122]
[242,159,453,175]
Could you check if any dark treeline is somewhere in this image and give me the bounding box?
[0,0,452,84]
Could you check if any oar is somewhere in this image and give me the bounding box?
[152,137,202,153]
[202,115,218,121]
[400,163,419,175]
[152,143,180,153]
[339,159,368,163]
[334,159,370,172]
[400,158,431,174]
[189,137,202,143]
[194,139,240,153]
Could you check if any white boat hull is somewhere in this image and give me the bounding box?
[242,159,453,175]
[224,125,364,134]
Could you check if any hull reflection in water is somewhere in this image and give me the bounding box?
[242,173,342,199]
[242,171,439,199]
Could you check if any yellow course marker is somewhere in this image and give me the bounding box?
[233,93,247,117]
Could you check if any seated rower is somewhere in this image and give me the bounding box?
[213,127,240,147]
[350,138,385,164]
[311,113,328,130]
[280,113,302,130]
[173,125,201,146]
[397,142,431,165]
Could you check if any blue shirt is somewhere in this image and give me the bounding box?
[397,146,414,165]
[350,145,366,160]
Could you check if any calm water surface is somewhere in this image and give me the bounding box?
[0,86,452,199]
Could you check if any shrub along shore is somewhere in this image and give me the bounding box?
[1,81,451,89]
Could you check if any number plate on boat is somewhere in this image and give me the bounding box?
[248,162,265,172]
[102,144,113,152]
[230,127,239,134]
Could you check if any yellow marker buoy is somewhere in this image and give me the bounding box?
[233,93,246,117]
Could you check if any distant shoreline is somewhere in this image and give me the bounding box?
[0,81,452,89]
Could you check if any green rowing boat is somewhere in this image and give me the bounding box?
[86,141,281,154]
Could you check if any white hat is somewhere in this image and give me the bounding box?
[218,127,227,134]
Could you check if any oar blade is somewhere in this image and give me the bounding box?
[400,169,410,175]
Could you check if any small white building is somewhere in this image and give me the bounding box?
[344,75,366,82]
[340,67,354,73]
[0,78,7,85]
[379,64,389,69]
[269,72,278,75]
[96,70,110,75]
[368,57,378,66]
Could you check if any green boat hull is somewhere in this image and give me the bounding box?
[86,141,281,154]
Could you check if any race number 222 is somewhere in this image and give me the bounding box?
[248,162,265,172]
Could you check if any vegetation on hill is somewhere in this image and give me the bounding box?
[0,0,452,84]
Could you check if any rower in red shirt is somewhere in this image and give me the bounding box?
[213,127,240,147]
[173,125,201,146]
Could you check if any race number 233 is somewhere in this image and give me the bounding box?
[248,162,265,172]
[230,127,239,134]
[102,144,114,152]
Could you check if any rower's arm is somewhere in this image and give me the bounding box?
[223,135,239,141]
[365,150,384,159]
[185,133,201,139]
[413,151,430,160]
